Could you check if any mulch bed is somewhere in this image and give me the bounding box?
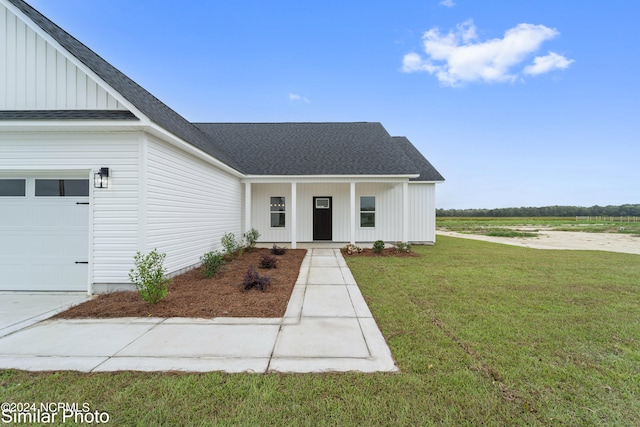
[55,248,307,319]
[341,248,421,257]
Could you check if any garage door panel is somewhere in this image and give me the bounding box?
[0,177,89,291]
[0,230,32,254]
[1,205,32,226]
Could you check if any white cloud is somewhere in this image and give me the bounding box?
[524,51,574,75]
[288,93,310,104]
[440,0,455,7]
[402,20,573,86]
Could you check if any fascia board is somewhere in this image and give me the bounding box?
[241,174,419,183]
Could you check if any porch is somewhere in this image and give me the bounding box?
[243,177,429,249]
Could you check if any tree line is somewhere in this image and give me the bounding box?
[436,204,640,217]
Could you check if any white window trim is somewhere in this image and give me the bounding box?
[359,195,376,228]
[315,197,330,209]
[269,196,286,228]
[0,178,27,198]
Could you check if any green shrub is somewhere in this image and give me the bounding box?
[373,240,385,254]
[221,232,243,258]
[395,241,412,253]
[128,249,170,304]
[243,228,261,251]
[200,251,225,278]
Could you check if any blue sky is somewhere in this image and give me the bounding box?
[27,0,639,209]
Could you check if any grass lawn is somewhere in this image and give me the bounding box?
[437,216,640,235]
[2,236,639,425]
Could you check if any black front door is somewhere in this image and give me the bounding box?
[313,197,332,240]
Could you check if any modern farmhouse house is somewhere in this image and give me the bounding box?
[0,0,444,293]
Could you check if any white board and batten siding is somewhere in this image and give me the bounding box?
[0,132,141,291]
[408,183,437,243]
[0,2,125,111]
[146,136,243,274]
[251,181,437,244]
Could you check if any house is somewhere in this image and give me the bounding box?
[0,0,444,293]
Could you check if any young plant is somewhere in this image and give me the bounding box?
[243,265,271,291]
[259,254,278,269]
[243,228,261,252]
[221,232,243,259]
[128,249,170,304]
[343,244,363,255]
[395,241,412,253]
[373,240,385,254]
[200,250,225,278]
[271,244,287,256]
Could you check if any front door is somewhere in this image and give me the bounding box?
[313,197,332,240]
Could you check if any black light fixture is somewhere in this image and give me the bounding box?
[94,167,109,188]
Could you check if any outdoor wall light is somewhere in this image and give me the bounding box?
[94,167,109,189]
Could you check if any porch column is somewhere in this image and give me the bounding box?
[244,182,251,233]
[402,181,409,242]
[350,182,356,244]
[291,182,297,249]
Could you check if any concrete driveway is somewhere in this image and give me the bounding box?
[0,292,89,338]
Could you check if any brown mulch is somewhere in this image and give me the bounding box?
[55,248,307,319]
[341,248,421,257]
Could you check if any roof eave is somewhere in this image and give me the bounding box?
[242,174,420,183]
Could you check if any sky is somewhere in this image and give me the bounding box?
[25,0,640,209]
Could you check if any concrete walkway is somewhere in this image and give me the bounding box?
[0,249,397,373]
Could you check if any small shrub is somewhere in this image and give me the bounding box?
[343,244,363,255]
[221,232,243,258]
[128,249,170,304]
[271,244,287,256]
[243,265,271,291]
[243,228,261,252]
[395,241,412,253]
[259,254,278,269]
[200,251,225,278]
[373,240,385,254]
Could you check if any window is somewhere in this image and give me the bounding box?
[270,196,286,227]
[360,196,375,227]
[0,179,26,196]
[35,179,89,197]
[315,198,330,209]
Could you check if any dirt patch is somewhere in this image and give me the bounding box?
[55,248,307,319]
[437,230,640,255]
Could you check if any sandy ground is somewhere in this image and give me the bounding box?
[437,230,640,255]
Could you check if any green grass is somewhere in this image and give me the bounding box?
[438,216,640,235]
[2,237,640,425]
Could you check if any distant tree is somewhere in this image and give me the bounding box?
[436,204,640,217]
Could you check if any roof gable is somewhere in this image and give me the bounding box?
[0,1,125,111]
[393,137,445,182]
[4,0,242,171]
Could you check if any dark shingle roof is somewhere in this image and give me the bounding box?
[8,0,444,182]
[393,137,445,181]
[7,0,242,171]
[194,122,444,181]
[0,110,138,120]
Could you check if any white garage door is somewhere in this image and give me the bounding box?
[0,176,89,291]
